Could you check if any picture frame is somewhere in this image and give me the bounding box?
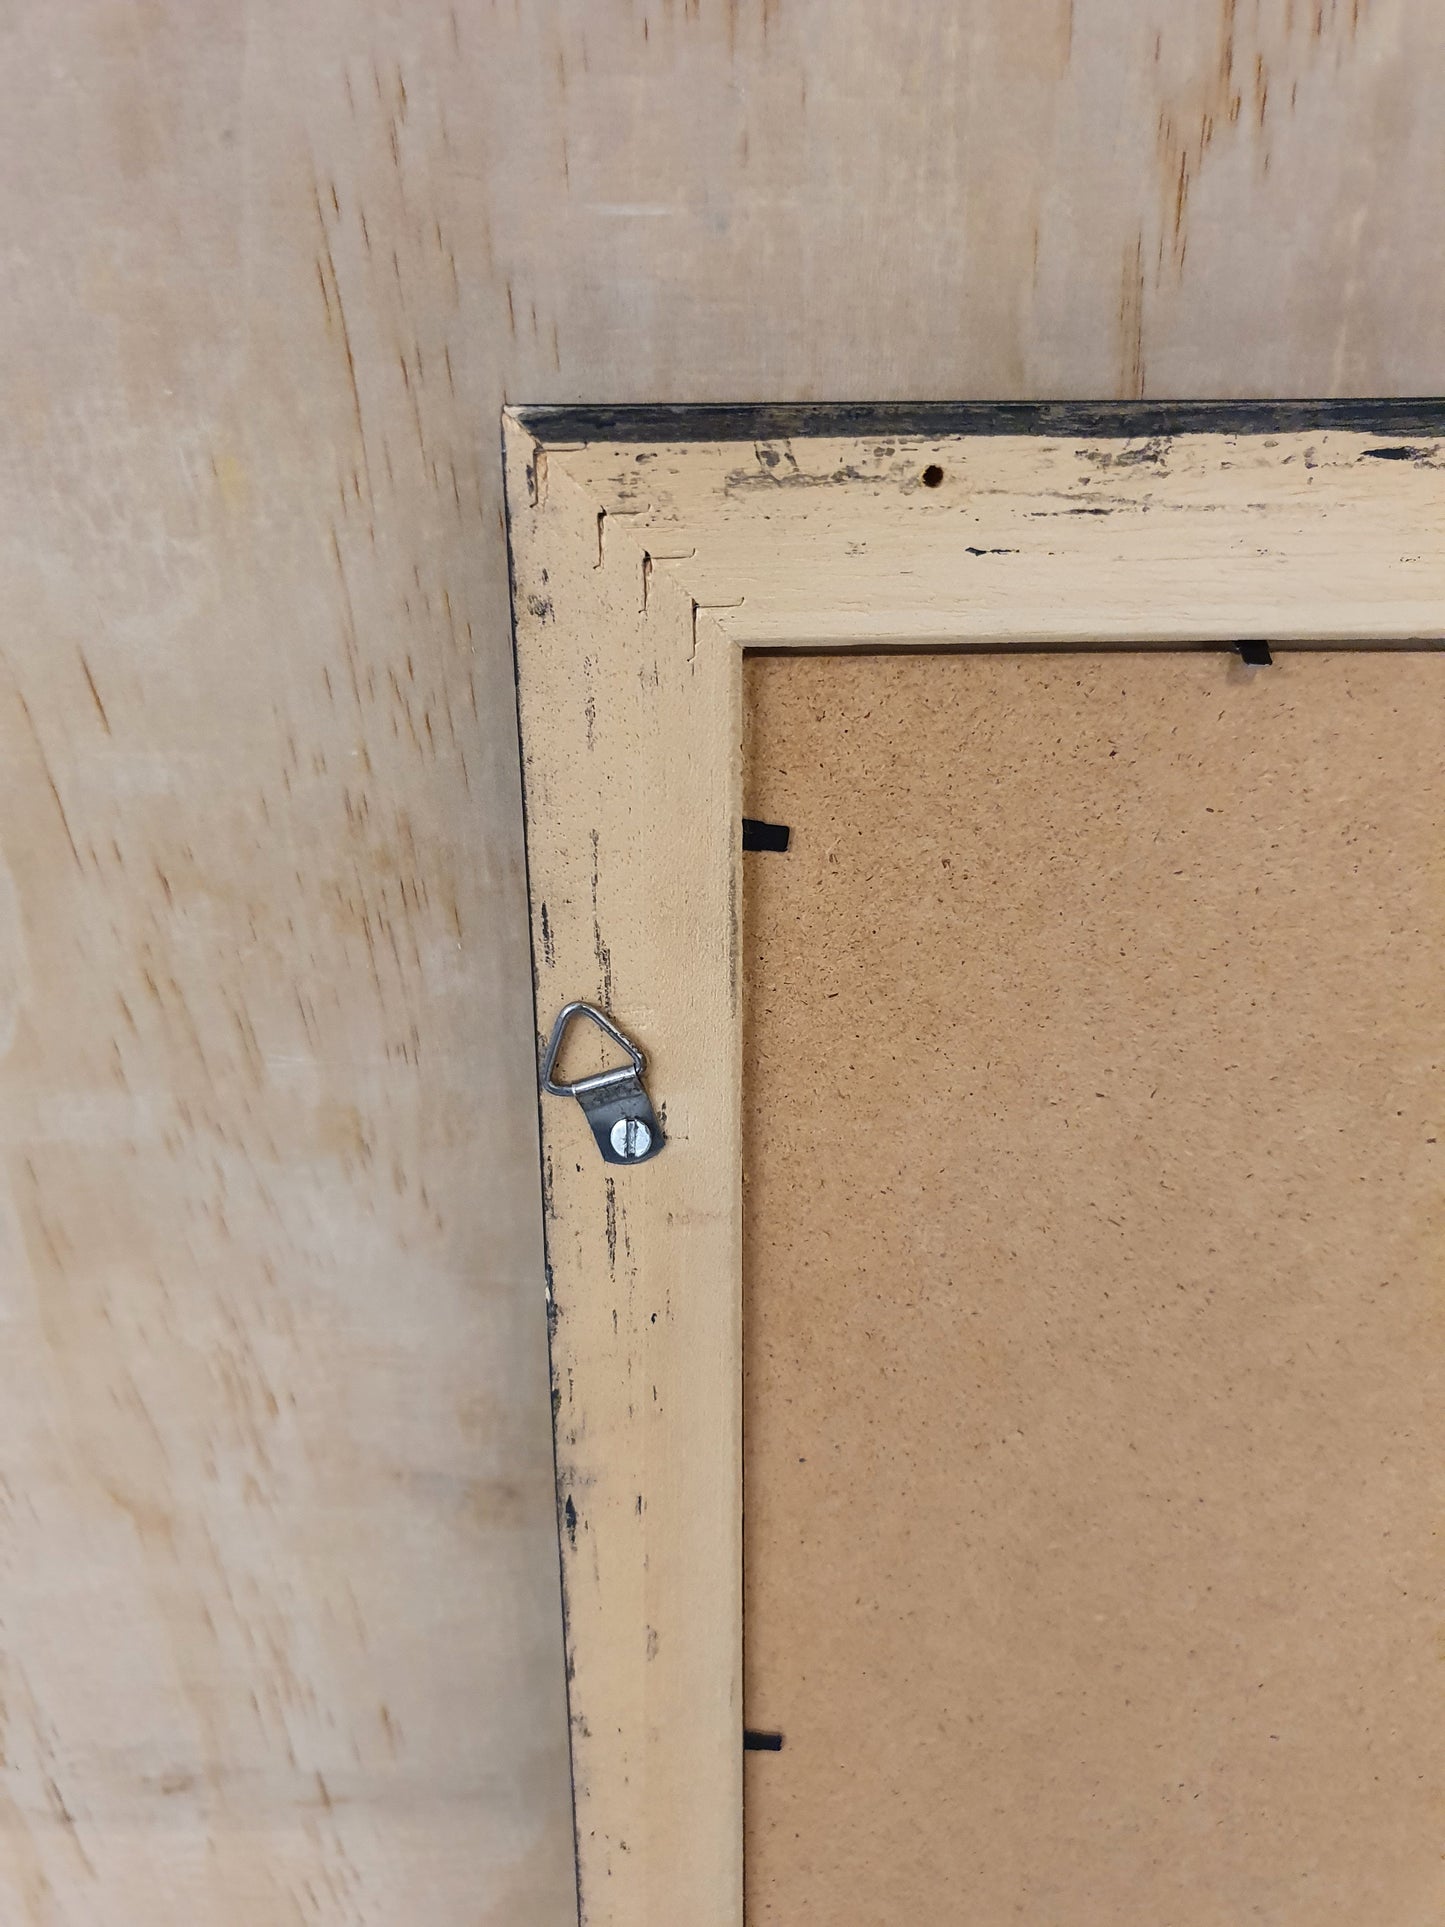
[503,399,1445,1927]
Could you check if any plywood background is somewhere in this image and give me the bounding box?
[3,3,1445,1918]
[742,651,1445,1926]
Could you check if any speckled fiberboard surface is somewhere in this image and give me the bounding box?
[742,651,1445,1926]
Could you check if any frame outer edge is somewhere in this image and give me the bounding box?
[506,414,744,1927]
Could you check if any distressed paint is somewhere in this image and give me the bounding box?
[507,415,744,1927]
[508,410,1445,1925]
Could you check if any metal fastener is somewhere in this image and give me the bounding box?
[609,1116,654,1161]
[541,1003,665,1167]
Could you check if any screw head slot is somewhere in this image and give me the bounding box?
[610,1116,654,1161]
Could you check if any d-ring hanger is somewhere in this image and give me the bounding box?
[541,1002,665,1166]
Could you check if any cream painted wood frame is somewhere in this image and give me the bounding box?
[502,401,1445,1927]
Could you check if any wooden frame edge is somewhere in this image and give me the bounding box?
[506,411,745,1927]
[514,395,1445,446]
[503,404,1445,1927]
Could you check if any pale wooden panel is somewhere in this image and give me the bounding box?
[744,651,1445,1926]
[483,0,1445,402]
[6,0,1445,1917]
[0,7,574,1922]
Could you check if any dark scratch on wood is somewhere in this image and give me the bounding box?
[16,691,83,871]
[77,651,111,733]
[589,828,613,1007]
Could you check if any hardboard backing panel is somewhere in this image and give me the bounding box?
[742,651,1445,1927]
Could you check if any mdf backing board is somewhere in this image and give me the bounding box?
[741,651,1445,1927]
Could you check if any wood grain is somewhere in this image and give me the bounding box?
[6,0,1445,1917]
[743,650,1445,1926]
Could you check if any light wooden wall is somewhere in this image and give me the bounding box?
[2,3,1440,1919]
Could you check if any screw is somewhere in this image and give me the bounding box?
[609,1116,653,1161]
